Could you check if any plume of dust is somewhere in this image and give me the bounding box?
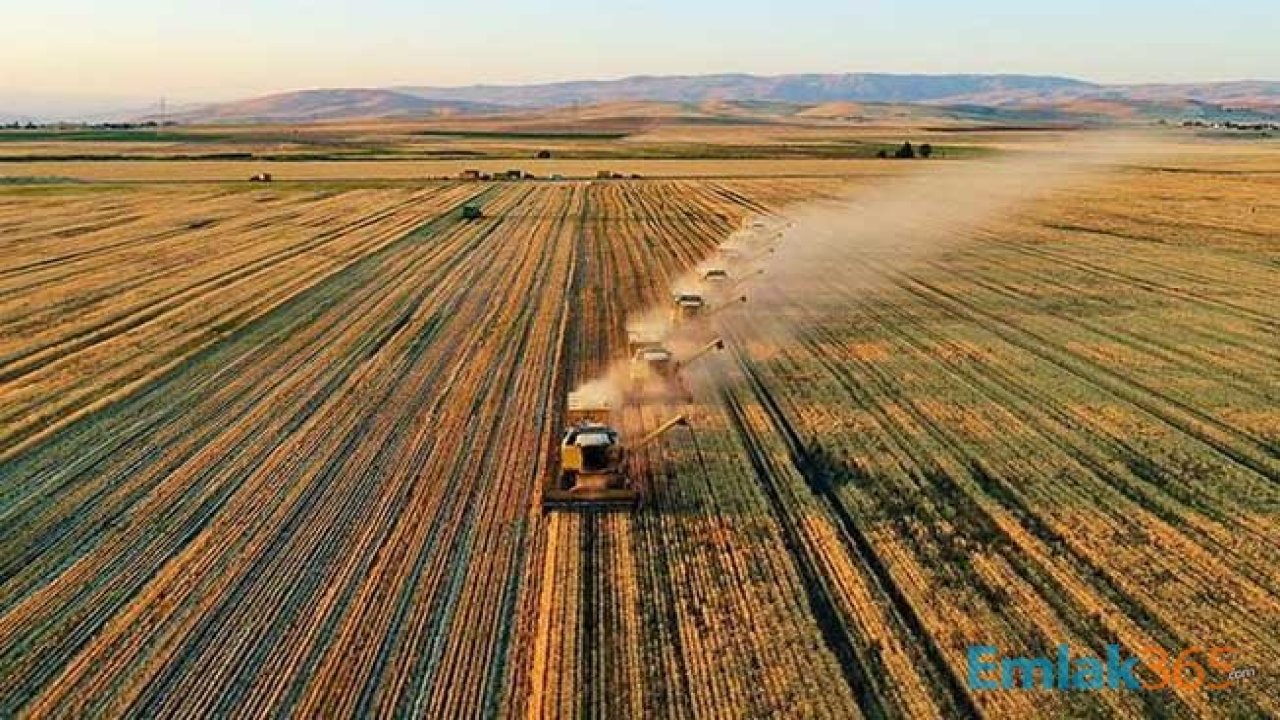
[708,131,1178,357]
[570,131,1176,416]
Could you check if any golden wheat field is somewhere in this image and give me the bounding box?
[1,134,1277,718]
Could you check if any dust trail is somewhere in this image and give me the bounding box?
[703,132,1172,361]
[569,133,1170,418]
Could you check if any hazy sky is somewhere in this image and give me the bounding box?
[3,0,1276,104]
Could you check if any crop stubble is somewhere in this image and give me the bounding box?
[1,165,1276,718]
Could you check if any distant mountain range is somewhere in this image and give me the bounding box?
[158,88,506,124]
[396,73,1102,106]
[405,73,1279,116]
[32,73,1280,124]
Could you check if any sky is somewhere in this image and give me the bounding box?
[2,0,1277,112]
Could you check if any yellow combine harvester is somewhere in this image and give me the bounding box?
[626,326,665,356]
[671,294,746,326]
[626,337,724,403]
[671,293,706,323]
[629,345,675,385]
[543,391,688,510]
[717,246,774,268]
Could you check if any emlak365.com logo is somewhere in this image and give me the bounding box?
[967,644,1256,691]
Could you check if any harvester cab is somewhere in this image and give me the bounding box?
[558,423,624,488]
[544,395,689,511]
[626,345,682,404]
[671,293,706,324]
[702,268,730,283]
[630,346,675,382]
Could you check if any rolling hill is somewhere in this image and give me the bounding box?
[162,88,505,124]
[396,73,1099,106]
[160,74,1280,124]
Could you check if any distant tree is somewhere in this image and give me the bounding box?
[894,141,915,159]
[918,143,933,158]
[536,149,551,159]
[875,149,888,159]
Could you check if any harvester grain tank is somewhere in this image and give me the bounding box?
[627,345,679,403]
[626,326,665,356]
[565,388,614,425]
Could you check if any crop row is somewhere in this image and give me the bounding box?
[528,166,1276,718]
[0,179,826,717]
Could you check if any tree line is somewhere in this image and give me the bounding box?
[877,142,933,159]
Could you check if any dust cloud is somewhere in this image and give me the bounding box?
[706,132,1171,350]
[570,132,1172,416]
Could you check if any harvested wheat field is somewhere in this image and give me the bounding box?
[1,146,1277,719]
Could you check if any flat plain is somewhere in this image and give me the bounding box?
[0,120,1276,718]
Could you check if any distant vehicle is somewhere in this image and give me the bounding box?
[249,172,273,183]
[462,204,483,220]
[671,293,706,322]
